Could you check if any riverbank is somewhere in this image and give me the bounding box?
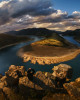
[74,37,80,43]
[0,34,31,50]
[19,48,80,65]
[0,39,31,50]
[18,35,80,65]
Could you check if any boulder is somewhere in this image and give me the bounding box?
[75,77,80,83]
[0,76,7,87]
[0,74,3,79]
[5,71,19,86]
[5,65,25,86]
[35,71,55,90]
[52,64,73,81]
[19,71,55,92]
[63,83,80,99]
[0,82,5,90]
[3,87,11,97]
[8,65,25,77]
[0,76,7,82]
[42,93,75,100]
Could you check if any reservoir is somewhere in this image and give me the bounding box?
[0,35,80,81]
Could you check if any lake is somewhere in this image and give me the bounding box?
[0,35,80,81]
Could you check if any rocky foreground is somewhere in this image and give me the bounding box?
[0,64,80,100]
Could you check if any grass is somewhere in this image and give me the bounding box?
[32,33,71,47]
[33,38,64,47]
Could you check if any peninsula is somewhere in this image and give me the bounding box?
[18,33,80,65]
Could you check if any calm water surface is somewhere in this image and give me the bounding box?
[0,35,80,81]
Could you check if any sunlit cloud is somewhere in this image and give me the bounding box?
[0,0,80,32]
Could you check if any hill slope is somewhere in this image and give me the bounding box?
[62,29,80,42]
[0,34,30,49]
[5,28,59,37]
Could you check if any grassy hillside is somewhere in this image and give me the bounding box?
[0,34,30,48]
[32,33,74,47]
[34,38,64,47]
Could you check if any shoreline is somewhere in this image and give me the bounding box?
[74,38,80,43]
[0,39,32,50]
[19,49,80,65]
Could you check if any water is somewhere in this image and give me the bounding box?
[0,36,43,74]
[63,36,80,47]
[0,35,80,81]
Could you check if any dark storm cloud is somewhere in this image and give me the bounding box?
[0,0,56,25]
[39,10,68,23]
[12,7,56,18]
[12,0,56,18]
[0,9,10,25]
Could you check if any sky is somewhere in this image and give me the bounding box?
[0,0,80,33]
[53,0,80,14]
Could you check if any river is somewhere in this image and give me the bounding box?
[0,35,80,81]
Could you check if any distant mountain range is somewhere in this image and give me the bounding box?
[5,28,80,38]
[5,28,61,37]
[62,29,80,36]
[61,29,80,42]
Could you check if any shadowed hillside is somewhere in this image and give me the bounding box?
[62,29,80,42]
[0,34,30,49]
[5,28,60,37]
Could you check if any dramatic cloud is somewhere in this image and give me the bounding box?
[0,0,56,25]
[0,0,80,32]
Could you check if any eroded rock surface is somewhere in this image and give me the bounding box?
[0,74,2,79]
[42,93,75,100]
[5,65,25,86]
[19,71,55,92]
[52,64,73,81]
[0,64,79,100]
[63,77,80,100]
